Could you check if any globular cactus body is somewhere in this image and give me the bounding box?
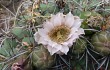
[92,31,110,55]
[32,45,55,70]
[105,16,110,30]
[87,12,104,29]
[73,39,87,54]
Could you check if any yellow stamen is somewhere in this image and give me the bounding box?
[48,25,70,43]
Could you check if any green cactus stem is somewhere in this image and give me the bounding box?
[73,39,87,54]
[32,45,55,70]
[92,31,110,55]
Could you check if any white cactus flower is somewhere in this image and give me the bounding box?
[34,12,85,55]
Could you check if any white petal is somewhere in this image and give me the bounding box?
[70,33,79,41]
[68,27,78,39]
[38,29,51,43]
[60,45,69,55]
[54,44,62,50]
[61,42,70,46]
[43,21,54,32]
[47,45,59,55]
[46,46,53,55]
[50,13,64,26]
[65,12,74,28]
[56,51,63,55]
[38,28,45,35]
[47,40,62,50]
[38,28,48,38]
[47,44,63,55]
[34,32,40,42]
[62,33,79,47]
[38,37,47,45]
[77,28,85,35]
[51,48,59,55]
[61,41,72,47]
[47,40,58,48]
[72,17,82,28]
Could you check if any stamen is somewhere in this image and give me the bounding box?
[48,25,70,43]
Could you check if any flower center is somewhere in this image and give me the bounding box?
[48,25,70,43]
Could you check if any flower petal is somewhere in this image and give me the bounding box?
[50,13,64,26]
[65,12,74,28]
[47,45,61,55]
[47,40,58,48]
[56,51,63,55]
[43,21,54,32]
[38,28,49,38]
[34,32,40,42]
[38,37,47,45]
[60,45,69,55]
[54,44,62,50]
[62,33,79,47]
[72,16,82,28]
[68,27,78,39]
[77,28,85,35]
[61,41,72,47]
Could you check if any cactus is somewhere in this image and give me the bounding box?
[105,16,110,30]
[39,3,60,15]
[1,0,110,70]
[85,12,105,29]
[81,12,104,35]
[91,31,110,55]
[80,11,105,29]
[73,39,87,54]
[32,45,55,70]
